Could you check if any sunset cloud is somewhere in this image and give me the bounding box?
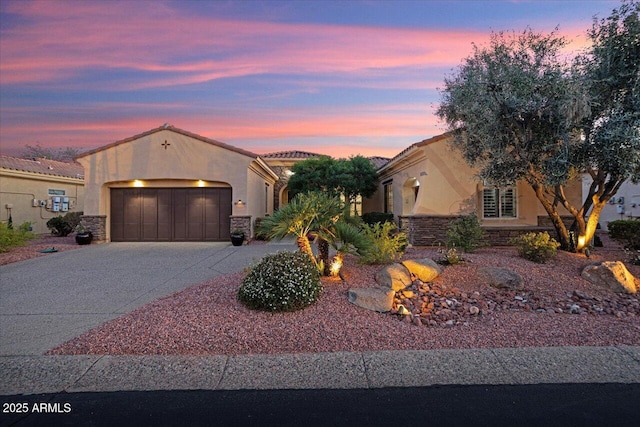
[0,0,614,158]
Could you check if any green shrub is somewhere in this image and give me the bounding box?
[446,214,488,252]
[46,211,83,236]
[509,232,560,263]
[359,222,407,264]
[437,245,464,265]
[0,221,35,252]
[361,212,394,226]
[608,220,640,250]
[238,251,322,312]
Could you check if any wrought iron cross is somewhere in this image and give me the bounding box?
[161,140,171,150]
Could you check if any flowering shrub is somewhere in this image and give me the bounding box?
[238,251,321,312]
[509,232,560,263]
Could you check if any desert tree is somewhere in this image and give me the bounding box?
[437,9,639,253]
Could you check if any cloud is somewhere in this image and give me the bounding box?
[1,0,489,89]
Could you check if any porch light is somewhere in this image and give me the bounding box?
[197,180,205,187]
[133,180,144,187]
[234,199,245,207]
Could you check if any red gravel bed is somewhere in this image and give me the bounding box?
[47,240,640,356]
[0,235,86,266]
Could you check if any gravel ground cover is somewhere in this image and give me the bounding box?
[0,235,86,266]
[46,235,640,356]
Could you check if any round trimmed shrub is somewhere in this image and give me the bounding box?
[238,251,322,312]
[509,232,560,263]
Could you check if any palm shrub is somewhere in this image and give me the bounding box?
[510,232,560,263]
[238,251,321,312]
[260,192,372,275]
[446,214,488,252]
[360,221,407,264]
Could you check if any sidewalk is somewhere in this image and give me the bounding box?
[2,346,639,395]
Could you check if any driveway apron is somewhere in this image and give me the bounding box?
[0,241,295,356]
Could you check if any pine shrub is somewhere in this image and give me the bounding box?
[509,232,560,263]
[238,251,322,312]
[446,214,488,252]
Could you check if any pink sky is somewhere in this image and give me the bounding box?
[0,0,609,159]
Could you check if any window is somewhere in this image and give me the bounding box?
[483,187,516,218]
[383,181,393,214]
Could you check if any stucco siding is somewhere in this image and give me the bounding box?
[0,171,84,235]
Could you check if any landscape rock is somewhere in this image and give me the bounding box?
[348,287,395,312]
[375,263,413,291]
[401,258,442,282]
[581,261,637,294]
[478,267,524,290]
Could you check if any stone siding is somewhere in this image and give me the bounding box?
[230,215,252,240]
[80,215,107,243]
[400,215,560,247]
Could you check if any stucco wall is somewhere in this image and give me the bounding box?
[0,170,84,235]
[77,128,277,241]
[582,176,640,230]
[378,135,584,228]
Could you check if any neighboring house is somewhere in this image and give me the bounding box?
[0,155,84,235]
[261,150,323,210]
[582,176,640,230]
[375,133,583,245]
[75,124,278,242]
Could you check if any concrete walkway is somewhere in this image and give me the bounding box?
[1,241,639,396]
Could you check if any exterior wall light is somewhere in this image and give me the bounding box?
[197,180,205,187]
[133,180,144,187]
[234,199,245,207]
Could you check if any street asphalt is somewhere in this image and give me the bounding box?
[1,239,639,425]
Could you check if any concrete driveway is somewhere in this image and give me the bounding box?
[0,241,295,356]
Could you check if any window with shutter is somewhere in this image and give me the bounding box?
[483,187,516,219]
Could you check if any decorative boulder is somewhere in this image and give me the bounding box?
[581,261,637,294]
[402,258,442,282]
[375,263,413,291]
[478,267,524,290]
[348,287,395,312]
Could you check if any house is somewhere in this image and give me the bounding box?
[582,176,640,230]
[375,133,583,245]
[75,124,277,242]
[0,155,84,235]
[260,150,323,210]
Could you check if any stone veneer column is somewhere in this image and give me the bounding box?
[230,215,252,240]
[80,215,107,243]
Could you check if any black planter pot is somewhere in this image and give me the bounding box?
[75,232,93,245]
[230,234,245,246]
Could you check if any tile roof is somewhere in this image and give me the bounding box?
[261,150,323,159]
[368,156,390,169]
[0,155,84,179]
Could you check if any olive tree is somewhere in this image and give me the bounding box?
[437,10,639,253]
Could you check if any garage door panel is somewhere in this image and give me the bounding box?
[141,190,158,241]
[122,189,141,241]
[157,189,172,241]
[204,189,220,240]
[111,187,231,242]
[187,189,204,241]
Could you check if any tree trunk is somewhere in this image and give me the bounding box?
[318,237,330,276]
[576,202,605,252]
[296,236,317,267]
[530,183,572,250]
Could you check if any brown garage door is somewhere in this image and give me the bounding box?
[110,188,232,242]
